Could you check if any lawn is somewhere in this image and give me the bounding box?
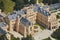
[58,13,60,15]
[34,26,38,29]
[57,13,60,19]
[34,23,46,30]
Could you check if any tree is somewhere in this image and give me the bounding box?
[2,0,15,14]
[38,0,43,3]
[11,35,20,40]
[13,0,24,10]
[0,34,8,40]
[30,0,36,4]
[0,0,4,12]
[51,27,60,40]
[23,0,29,4]
[58,0,60,2]
[43,0,59,5]
[52,0,59,4]
[0,0,15,14]
[42,0,53,5]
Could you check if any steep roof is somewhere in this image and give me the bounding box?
[0,22,7,29]
[34,4,50,16]
[20,17,31,27]
[8,12,18,20]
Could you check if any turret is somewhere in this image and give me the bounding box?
[16,15,21,32]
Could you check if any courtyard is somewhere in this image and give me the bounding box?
[33,29,54,40]
[34,23,46,30]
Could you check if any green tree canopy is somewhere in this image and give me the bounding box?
[0,0,15,14]
[13,0,24,10]
[51,27,60,40]
[43,0,59,5]
[0,34,8,40]
[38,0,43,3]
[23,0,29,4]
[30,0,36,4]
[11,35,20,40]
[0,0,4,12]
[22,35,34,40]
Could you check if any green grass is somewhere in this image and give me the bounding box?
[34,26,38,29]
[57,15,60,19]
[34,30,38,33]
[40,25,46,30]
[51,10,57,13]
[34,23,46,30]
[58,13,60,15]
[57,13,60,19]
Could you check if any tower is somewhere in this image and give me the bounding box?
[16,15,21,32]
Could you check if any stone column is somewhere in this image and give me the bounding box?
[9,21,13,31]
[16,16,21,32]
[28,26,31,35]
[32,26,34,35]
[51,24,53,30]
[24,27,27,37]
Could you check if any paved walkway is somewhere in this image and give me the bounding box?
[33,29,54,40]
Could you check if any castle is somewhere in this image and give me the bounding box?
[0,3,60,37]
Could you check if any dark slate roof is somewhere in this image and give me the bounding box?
[34,4,50,16]
[40,8,50,16]
[34,4,40,12]
[20,17,31,26]
[8,12,18,20]
[0,22,7,28]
